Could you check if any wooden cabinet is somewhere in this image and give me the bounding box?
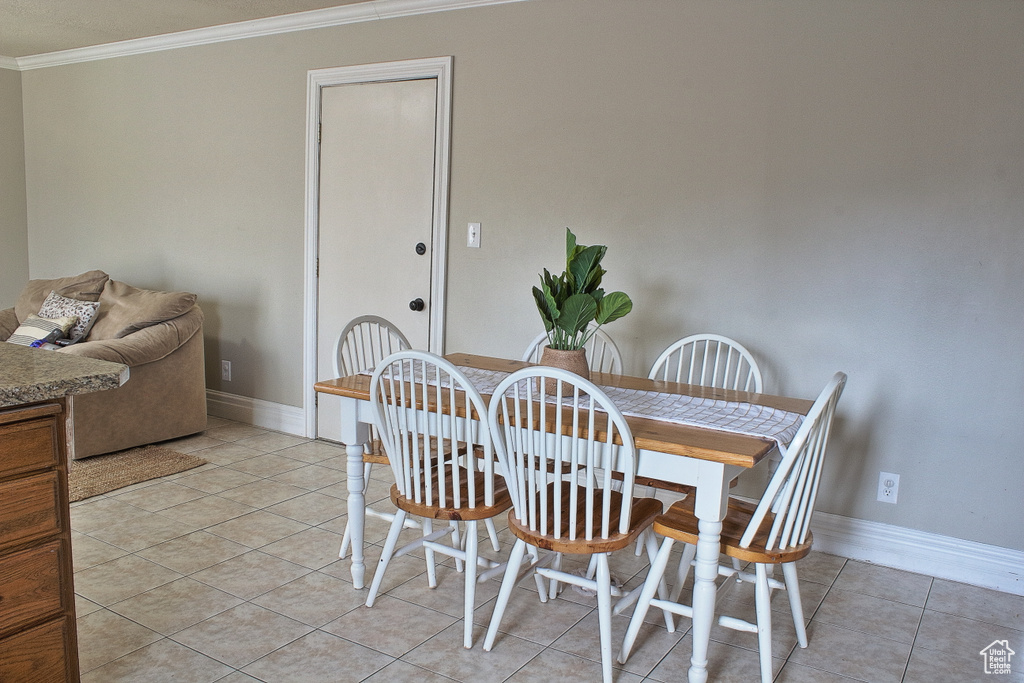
[0,401,79,682]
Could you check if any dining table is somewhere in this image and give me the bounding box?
[314,352,813,683]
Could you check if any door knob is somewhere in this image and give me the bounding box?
[409,298,425,312]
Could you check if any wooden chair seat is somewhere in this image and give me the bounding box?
[362,439,390,465]
[655,495,812,565]
[392,468,512,521]
[506,484,662,554]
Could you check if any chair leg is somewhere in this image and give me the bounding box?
[423,519,438,588]
[782,562,808,648]
[596,553,614,683]
[642,529,673,632]
[484,538,527,651]
[548,552,563,600]
[338,522,353,560]
[341,503,423,560]
[754,563,774,683]
[532,546,550,602]
[484,517,501,552]
[450,521,464,573]
[669,542,697,605]
[620,536,674,664]
[365,508,407,607]
[732,556,743,581]
[463,520,479,649]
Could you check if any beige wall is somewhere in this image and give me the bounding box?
[18,0,1024,550]
[0,68,28,303]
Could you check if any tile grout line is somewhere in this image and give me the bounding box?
[899,576,935,682]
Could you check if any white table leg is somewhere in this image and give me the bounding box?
[688,518,722,683]
[688,464,731,683]
[346,441,367,589]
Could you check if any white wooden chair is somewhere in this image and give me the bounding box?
[364,351,513,649]
[334,315,415,560]
[618,372,847,683]
[640,333,764,496]
[522,325,624,374]
[335,316,502,560]
[483,366,663,683]
[648,333,763,392]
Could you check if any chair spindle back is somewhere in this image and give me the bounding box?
[740,372,846,552]
[488,366,637,542]
[648,333,763,393]
[371,351,498,510]
[333,315,412,378]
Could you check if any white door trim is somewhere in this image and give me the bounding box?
[303,56,452,438]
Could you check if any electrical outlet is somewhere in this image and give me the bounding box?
[467,222,481,248]
[221,360,232,382]
[877,471,899,504]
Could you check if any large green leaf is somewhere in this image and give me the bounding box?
[581,263,606,293]
[541,268,567,306]
[565,228,595,283]
[595,291,633,325]
[565,228,580,262]
[568,244,606,293]
[554,293,598,338]
[532,286,556,331]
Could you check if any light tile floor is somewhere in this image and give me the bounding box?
[72,417,1024,682]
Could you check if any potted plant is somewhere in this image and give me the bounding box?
[532,228,633,380]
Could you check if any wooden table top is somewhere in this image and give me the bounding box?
[314,353,814,469]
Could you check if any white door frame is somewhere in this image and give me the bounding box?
[303,56,452,438]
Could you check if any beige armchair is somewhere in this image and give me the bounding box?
[1,271,207,459]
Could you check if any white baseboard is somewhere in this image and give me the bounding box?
[205,390,306,437]
[811,511,1024,596]
[199,395,1024,597]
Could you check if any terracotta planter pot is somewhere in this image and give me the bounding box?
[538,346,590,392]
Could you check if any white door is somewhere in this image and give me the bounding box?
[315,78,437,442]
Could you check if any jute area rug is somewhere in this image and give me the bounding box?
[69,446,207,502]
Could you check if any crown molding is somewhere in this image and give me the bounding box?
[2,0,527,71]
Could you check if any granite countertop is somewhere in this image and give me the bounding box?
[0,343,129,408]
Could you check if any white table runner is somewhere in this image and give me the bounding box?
[366,365,804,448]
[456,367,804,448]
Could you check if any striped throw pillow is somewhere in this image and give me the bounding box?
[6,313,79,346]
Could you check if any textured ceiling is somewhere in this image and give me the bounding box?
[0,0,372,58]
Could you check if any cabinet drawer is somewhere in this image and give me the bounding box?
[0,410,60,479]
[0,618,68,683]
[0,541,64,636]
[0,472,60,549]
